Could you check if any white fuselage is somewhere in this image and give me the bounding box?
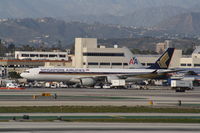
[20,67,172,82]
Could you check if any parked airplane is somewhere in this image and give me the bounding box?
[20,48,177,86]
[171,68,200,86]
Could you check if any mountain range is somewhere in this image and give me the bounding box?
[1,12,200,46]
[0,18,145,46]
[0,0,200,47]
[157,12,200,35]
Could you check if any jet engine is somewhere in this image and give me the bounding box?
[68,78,96,87]
[80,78,96,86]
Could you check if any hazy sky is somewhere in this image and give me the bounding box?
[0,0,199,18]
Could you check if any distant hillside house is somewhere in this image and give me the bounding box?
[156,40,172,54]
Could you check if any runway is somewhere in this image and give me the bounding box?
[0,88,200,132]
[0,87,200,107]
[0,122,200,132]
[0,113,200,121]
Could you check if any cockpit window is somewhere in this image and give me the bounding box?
[24,71,30,73]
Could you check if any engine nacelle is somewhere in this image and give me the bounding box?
[80,78,96,86]
[106,76,119,83]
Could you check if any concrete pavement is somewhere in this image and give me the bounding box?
[0,88,200,107]
[0,122,200,132]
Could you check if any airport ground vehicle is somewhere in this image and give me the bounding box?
[45,82,60,88]
[59,83,68,88]
[171,80,193,92]
[0,82,25,90]
[111,80,126,89]
[94,81,126,89]
[6,83,19,88]
[45,82,51,88]
[103,84,111,89]
[94,85,101,89]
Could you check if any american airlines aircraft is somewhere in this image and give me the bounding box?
[20,48,177,86]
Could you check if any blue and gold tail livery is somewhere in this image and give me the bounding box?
[148,48,175,69]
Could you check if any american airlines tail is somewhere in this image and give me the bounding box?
[123,47,143,69]
[148,48,175,69]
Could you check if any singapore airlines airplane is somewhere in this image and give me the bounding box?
[20,48,177,86]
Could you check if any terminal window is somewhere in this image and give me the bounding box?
[59,55,66,58]
[194,64,200,67]
[83,53,124,57]
[123,63,128,66]
[30,54,38,57]
[49,54,57,57]
[112,63,122,66]
[100,63,110,65]
[88,62,98,65]
[181,64,187,66]
[40,54,48,57]
[22,54,29,57]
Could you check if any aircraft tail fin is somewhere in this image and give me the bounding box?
[148,48,175,69]
[123,47,143,69]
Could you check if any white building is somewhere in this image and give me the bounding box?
[73,38,183,69]
[137,49,182,68]
[137,46,200,68]
[15,51,69,61]
[74,38,139,68]
[156,40,172,54]
[179,46,200,68]
[12,38,200,69]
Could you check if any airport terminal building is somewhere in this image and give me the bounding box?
[138,46,200,69]
[74,38,181,69]
[74,38,200,69]
[74,38,138,69]
[1,38,200,72]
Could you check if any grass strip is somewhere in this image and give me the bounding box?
[0,106,200,113]
[67,118,200,123]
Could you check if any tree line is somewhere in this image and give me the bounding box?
[0,39,68,57]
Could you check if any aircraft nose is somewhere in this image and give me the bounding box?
[20,73,26,78]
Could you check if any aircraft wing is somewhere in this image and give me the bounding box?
[156,69,184,74]
[117,69,182,79]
